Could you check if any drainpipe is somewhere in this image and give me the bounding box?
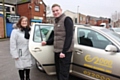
[16,0,18,15]
[2,0,6,38]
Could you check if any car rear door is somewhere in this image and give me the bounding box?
[29,24,56,75]
[72,27,120,80]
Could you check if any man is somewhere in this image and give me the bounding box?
[42,4,74,80]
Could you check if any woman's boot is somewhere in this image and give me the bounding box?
[25,69,30,80]
[19,70,24,80]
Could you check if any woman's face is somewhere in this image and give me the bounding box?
[21,18,28,28]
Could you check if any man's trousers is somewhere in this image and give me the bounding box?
[55,52,72,80]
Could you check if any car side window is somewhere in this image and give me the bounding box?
[33,25,52,42]
[77,28,112,49]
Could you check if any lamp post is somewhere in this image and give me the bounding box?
[2,0,6,38]
[77,6,79,24]
[116,11,118,22]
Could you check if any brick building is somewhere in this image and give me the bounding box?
[114,19,120,27]
[86,16,99,26]
[0,14,4,38]
[17,0,46,24]
[0,3,16,38]
[79,13,86,24]
[64,10,78,24]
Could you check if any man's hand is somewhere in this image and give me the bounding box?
[60,52,65,58]
[41,41,46,46]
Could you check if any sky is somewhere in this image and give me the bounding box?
[44,0,120,18]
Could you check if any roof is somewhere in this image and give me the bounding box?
[64,10,77,14]
[0,0,28,4]
[0,0,46,6]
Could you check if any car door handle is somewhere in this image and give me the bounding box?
[32,47,42,52]
[75,49,83,54]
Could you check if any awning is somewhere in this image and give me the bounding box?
[31,19,42,23]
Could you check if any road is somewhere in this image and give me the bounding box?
[0,40,85,80]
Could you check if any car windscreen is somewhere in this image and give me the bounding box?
[101,29,120,42]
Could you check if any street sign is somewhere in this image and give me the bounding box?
[6,14,20,23]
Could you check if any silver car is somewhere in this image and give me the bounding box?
[110,28,120,35]
[29,23,120,80]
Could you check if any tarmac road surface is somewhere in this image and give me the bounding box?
[0,40,85,80]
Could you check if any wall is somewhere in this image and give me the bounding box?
[64,10,78,24]
[17,3,31,24]
[79,14,86,24]
[31,0,46,22]
[46,16,54,23]
[17,0,46,23]
[0,16,5,38]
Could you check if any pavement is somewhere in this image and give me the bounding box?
[0,38,9,42]
[0,40,83,80]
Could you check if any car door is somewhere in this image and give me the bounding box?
[72,27,120,80]
[29,24,56,75]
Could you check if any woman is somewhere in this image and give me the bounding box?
[10,16,32,80]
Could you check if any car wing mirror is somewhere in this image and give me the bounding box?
[105,45,117,52]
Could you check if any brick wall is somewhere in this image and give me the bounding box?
[17,3,31,24]
[31,1,46,22]
[96,20,109,26]
[0,17,4,38]
[79,14,86,24]
[17,0,46,23]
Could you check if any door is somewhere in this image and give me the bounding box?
[72,28,120,80]
[29,24,56,75]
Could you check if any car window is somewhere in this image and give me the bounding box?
[77,28,112,49]
[96,33,107,41]
[33,25,52,42]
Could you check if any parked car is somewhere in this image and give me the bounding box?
[110,28,120,35]
[29,23,120,80]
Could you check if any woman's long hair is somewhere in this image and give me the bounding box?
[17,16,30,31]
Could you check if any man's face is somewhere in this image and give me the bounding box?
[52,6,62,18]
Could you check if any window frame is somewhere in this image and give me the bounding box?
[34,6,40,12]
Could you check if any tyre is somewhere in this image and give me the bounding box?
[36,61,45,72]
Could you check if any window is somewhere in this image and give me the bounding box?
[35,6,40,11]
[75,18,77,23]
[80,17,83,21]
[6,7,10,12]
[12,7,15,11]
[77,28,112,49]
[33,25,53,42]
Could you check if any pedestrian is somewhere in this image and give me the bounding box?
[10,16,32,80]
[42,4,74,80]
